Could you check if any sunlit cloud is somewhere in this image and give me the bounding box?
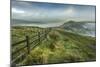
[12,8,25,14]
[64,7,75,16]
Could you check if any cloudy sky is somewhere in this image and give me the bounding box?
[11,1,96,27]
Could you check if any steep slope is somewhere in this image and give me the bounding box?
[61,21,96,37]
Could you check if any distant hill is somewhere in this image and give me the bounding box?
[11,19,44,26]
[60,20,96,37]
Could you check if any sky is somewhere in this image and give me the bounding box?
[11,1,96,27]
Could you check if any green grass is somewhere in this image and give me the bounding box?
[11,26,96,65]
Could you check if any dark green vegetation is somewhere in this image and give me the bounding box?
[11,26,96,66]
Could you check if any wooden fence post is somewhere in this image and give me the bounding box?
[45,30,47,39]
[38,32,40,45]
[26,36,30,54]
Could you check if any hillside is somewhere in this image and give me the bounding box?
[11,26,96,65]
[16,28,96,65]
[60,21,96,37]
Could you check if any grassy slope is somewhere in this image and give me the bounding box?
[11,27,96,65]
[11,26,43,44]
[22,28,96,65]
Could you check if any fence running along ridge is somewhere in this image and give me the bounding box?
[11,28,51,66]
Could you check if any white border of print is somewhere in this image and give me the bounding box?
[0,0,99,67]
[0,0,10,67]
